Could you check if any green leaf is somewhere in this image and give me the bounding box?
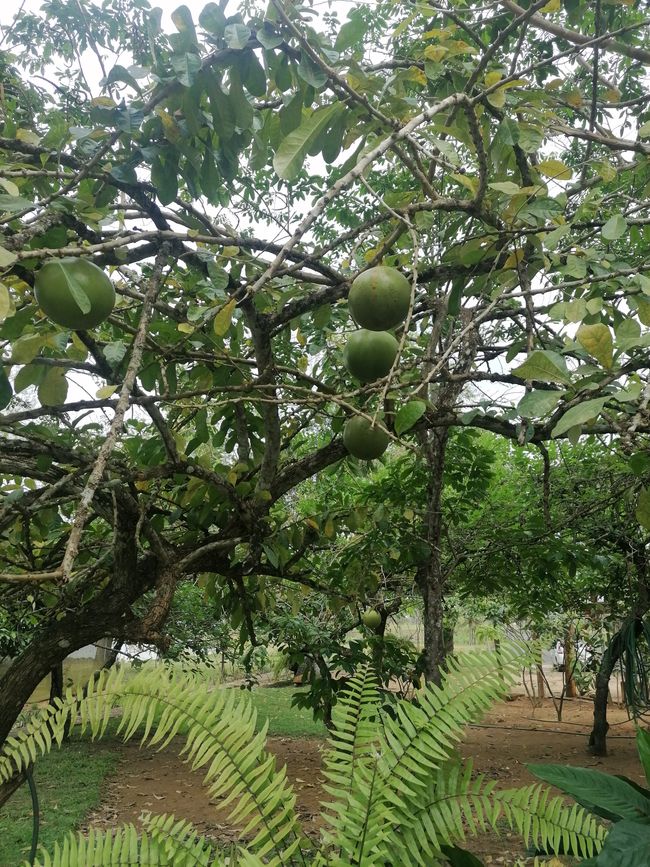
[104,340,127,365]
[528,763,650,822]
[551,397,607,438]
[14,363,45,393]
[11,334,44,364]
[636,487,650,531]
[636,298,650,327]
[588,819,650,866]
[256,23,283,49]
[537,158,573,180]
[0,194,33,212]
[297,54,328,89]
[0,366,12,410]
[395,400,427,435]
[151,156,178,206]
[0,246,18,268]
[637,729,650,787]
[273,104,342,180]
[440,845,485,867]
[577,323,614,368]
[511,350,571,385]
[37,367,68,406]
[517,389,564,418]
[488,181,522,196]
[171,5,198,47]
[170,52,201,87]
[240,52,267,97]
[224,23,251,50]
[199,3,226,36]
[335,12,367,51]
[602,214,628,241]
[229,70,254,130]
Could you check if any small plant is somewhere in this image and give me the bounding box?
[0,648,606,865]
[528,726,650,865]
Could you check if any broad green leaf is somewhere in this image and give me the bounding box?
[335,12,367,51]
[0,194,33,212]
[602,213,628,241]
[0,366,11,410]
[488,181,522,196]
[440,845,485,867]
[551,397,607,438]
[639,121,650,138]
[528,763,650,822]
[273,104,342,180]
[14,363,45,392]
[229,70,254,130]
[37,367,68,407]
[256,23,283,49]
[395,399,427,435]
[636,298,650,327]
[577,323,614,368]
[214,297,237,336]
[537,159,573,180]
[511,350,571,385]
[224,23,251,49]
[0,246,17,268]
[171,5,198,46]
[199,3,226,35]
[636,487,650,531]
[638,728,650,787]
[104,340,127,365]
[207,262,229,291]
[11,334,43,364]
[517,389,563,418]
[587,819,650,866]
[297,54,328,89]
[151,156,178,206]
[170,52,201,87]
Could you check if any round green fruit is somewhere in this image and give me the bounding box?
[343,416,389,461]
[348,266,411,331]
[35,258,116,330]
[362,609,382,629]
[344,329,399,382]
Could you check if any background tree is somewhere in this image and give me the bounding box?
[1,0,650,798]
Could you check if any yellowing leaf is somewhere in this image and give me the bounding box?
[214,297,236,337]
[0,283,10,322]
[485,71,502,88]
[221,246,239,258]
[576,323,614,368]
[542,0,560,12]
[177,322,194,334]
[424,45,448,62]
[38,367,68,406]
[504,249,525,269]
[96,385,118,398]
[565,89,583,108]
[637,297,650,327]
[324,518,335,538]
[537,159,573,181]
[637,487,650,530]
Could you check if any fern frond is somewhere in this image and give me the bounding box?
[26,820,225,866]
[320,665,396,864]
[382,759,498,866]
[2,667,304,867]
[494,783,607,860]
[375,648,521,818]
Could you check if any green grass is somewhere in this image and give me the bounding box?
[0,737,119,867]
[248,685,327,738]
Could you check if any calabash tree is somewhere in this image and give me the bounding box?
[1,0,650,800]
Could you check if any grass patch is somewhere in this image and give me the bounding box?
[0,737,119,867]
[248,685,327,738]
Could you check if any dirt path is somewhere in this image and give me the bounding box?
[85,696,644,862]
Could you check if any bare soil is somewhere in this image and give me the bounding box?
[85,696,644,864]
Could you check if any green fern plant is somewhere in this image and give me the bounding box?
[0,647,606,866]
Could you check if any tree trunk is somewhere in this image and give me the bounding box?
[564,624,578,699]
[416,429,449,687]
[589,624,632,756]
[536,663,546,701]
[0,548,160,808]
[48,662,64,707]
